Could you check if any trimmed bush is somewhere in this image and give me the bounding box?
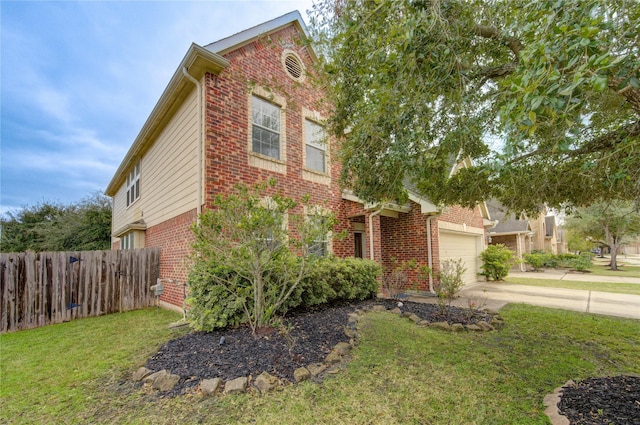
[480,244,514,280]
[523,252,547,271]
[188,256,381,331]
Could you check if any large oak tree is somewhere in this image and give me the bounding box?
[309,0,639,212]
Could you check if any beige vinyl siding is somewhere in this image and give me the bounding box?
[112,87,200,236]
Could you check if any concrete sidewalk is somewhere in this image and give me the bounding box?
[509,269,640,285]
[458,282,640,320]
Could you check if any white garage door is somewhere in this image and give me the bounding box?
[439,231,482,286]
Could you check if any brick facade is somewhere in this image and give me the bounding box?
[145,209,197,307]
[110,16,490,308]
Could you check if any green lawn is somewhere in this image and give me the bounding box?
[590,263,640,278]
[2,305,639,424]
[505,277,640,295]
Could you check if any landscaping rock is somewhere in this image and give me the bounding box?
[477,321,494,331]
[148,370,180,392]
[465,324,482,332]
[401,311,413,318]
[451,323,465,332]
[390,307,402,315]
[408,314,421,323]
[347,313,360,323]
[430,321,452,331]
[325,350,342,364]
[253,371,279,393]
[307,363,326,376]
[417,320,430,326]
[293,367,311,383]
[200,378,222,396]
[224,377,248,394]
[133,367,152,381]
[334,342,352,356]
[372,305,386,312]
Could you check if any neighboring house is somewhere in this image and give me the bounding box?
[106,11,491,310]
[486,201,561,270]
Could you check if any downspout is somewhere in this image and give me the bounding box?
[182,67,203,222]
[426,213,440,294]
[368,206,383,261]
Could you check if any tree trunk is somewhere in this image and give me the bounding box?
[604,225,620,271]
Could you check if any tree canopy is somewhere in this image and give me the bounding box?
[309,0,639,212]
[0,193,112,253]
[565,199,640,270]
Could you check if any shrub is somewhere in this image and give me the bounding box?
[557,253,579,268]
[571,253,593,272]
[187,262,248,331]
[295,257,381,306]
[523,252,547,271]
[188,256,380,331]
[435,258,466,314]
[480,244,514,280]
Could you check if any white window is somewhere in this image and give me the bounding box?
[126,161,140,207]
[305,120,327,173]
[307,215,329,257]
[252,96,281,160]
[121,232,135,250]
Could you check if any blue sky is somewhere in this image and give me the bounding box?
[1,0,314,215]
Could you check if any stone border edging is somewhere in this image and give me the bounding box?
[543,381,572,425]
[133,303,503,397]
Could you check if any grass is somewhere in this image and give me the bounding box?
[0,308,188,425]
[589,263,640,278]
[504,277,640,295]
[2,305,639,424]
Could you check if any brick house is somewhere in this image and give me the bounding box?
[105,11,492,310]
[486,200,562,270]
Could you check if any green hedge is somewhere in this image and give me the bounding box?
[187,256,381,331]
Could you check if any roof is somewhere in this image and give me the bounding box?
[205,11,314,59]
[106,11,310,196]
[486,200,531,234]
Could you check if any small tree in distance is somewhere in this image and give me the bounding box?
[189,179,337,334]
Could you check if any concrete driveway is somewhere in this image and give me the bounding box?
[456,269,640,320]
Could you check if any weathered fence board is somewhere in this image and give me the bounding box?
[0,248,160,333]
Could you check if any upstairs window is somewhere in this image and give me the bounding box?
[252,96,281,160]
[304,120,327,173]
[126,161,140,207]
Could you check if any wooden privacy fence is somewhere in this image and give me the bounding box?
[0,248,161,333]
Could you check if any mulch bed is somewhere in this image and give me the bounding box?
[558,375,640,425]
[145,298,491,396]
[145,299,640,423]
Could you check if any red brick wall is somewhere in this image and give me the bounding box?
[202,25,342,234]
[438,204,485,229]
[380,205,431,291]
[144,208,197,307]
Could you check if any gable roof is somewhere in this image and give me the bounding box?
[486,200,531,234]
[106,11,311,196]
[204,11,314,59]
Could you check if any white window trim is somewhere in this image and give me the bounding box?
[126,161,141,208]
[248,87,287,174]
[302,108,331,185]
[304,205,333,256]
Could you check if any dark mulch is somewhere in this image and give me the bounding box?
[145,298,492,396]
[558,375,640,425]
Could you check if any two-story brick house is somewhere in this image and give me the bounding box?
[106,11,492,310]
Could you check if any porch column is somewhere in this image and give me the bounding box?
[367,211,382,262]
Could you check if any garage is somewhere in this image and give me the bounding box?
[438,230,483,286]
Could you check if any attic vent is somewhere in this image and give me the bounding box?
[282,50,305,81]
